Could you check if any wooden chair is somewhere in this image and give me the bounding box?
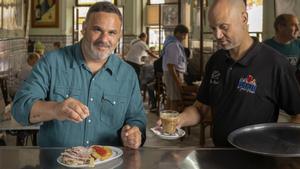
[0,74,10,105]
[199,110,212,147]
[178,85,213,147]
[154,72,166,115]
[178,85,198,135]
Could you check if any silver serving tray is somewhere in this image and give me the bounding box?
[228,123,300,157]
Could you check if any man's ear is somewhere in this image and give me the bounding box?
[241,11,248,25]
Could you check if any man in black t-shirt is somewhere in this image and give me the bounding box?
[160,0,300,147]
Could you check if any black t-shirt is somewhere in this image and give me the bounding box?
[197,41,300,147]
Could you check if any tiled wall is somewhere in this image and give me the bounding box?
[29,35,73,53]
[0,38,27,74]
[0,38,27,103]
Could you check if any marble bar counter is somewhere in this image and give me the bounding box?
[0,146,300,169]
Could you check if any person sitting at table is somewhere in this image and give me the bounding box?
[12,2,146,149]
[34,41,45,57]
[140,55,157,112]
[158,0,300,147]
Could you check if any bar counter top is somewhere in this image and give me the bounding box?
[0,146,300,169]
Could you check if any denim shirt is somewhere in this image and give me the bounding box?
[12,42,147,147]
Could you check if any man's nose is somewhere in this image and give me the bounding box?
[214,29,224,39]
[99,32,110,41]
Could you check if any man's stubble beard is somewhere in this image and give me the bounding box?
[82,39,114,61]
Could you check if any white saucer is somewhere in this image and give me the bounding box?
[150,126,185,140]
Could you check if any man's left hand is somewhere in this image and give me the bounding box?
[121,125,142,149]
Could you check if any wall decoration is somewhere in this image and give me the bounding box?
[31,0,59,27]
[161,4,178,27]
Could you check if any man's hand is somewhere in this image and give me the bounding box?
[121,125,142,149]
[54,97,90,123]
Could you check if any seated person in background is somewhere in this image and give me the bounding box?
[34,41,45,57]
[264,14,300,67]
[125,32,158,83]
[12,2,146,149]
[158,0,300,147]
[140,56,157,112]
[184,47,202,85]
[53,41,61,50]
[9,52,40,99]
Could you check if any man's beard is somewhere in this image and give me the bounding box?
[217,39,239,50]
[83,40,114,61]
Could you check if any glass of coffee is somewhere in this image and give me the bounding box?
[160,110,179,135]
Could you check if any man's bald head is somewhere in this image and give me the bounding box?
[209,0,246,21]
[208,0,250,51]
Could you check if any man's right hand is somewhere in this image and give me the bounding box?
[54,97,90,123]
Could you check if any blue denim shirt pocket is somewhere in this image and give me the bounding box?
[53,86,82,101]
[100,94,127,129]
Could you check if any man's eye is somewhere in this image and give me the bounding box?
[109,31,117,36]
[220,25,229,31]
[210,27,216,31]
[94,28,101,32]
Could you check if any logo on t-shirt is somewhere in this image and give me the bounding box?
[287,56,299,66]
[210,70,221,84]
[237,75,257,94]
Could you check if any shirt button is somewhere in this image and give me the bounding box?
[66,94,69,97]
[88,119,91,123]
[113,101,116,105]
[90,98,93,101]
[92,78,95,81]
[86,140,89,144]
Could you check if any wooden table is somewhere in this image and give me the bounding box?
[0,117,40,146]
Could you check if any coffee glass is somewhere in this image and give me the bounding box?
[160,110,179,134]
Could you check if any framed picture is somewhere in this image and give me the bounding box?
[76,0,115,6]
[275,0,300,17]
[161,4,178,27]
[31,0,59,28]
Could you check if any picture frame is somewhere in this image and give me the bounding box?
[275,0,300,17]
[161,4,178,27]
[76,0,115,6]
[31,0,59,28]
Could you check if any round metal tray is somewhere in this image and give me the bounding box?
[228,123,300,157]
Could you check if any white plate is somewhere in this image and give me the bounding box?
[150,126,185,140]
[57,146,123,168]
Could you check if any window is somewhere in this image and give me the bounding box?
[247,0,263,41]
[146,1,179,52]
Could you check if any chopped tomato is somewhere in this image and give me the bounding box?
[92,146,107,156]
